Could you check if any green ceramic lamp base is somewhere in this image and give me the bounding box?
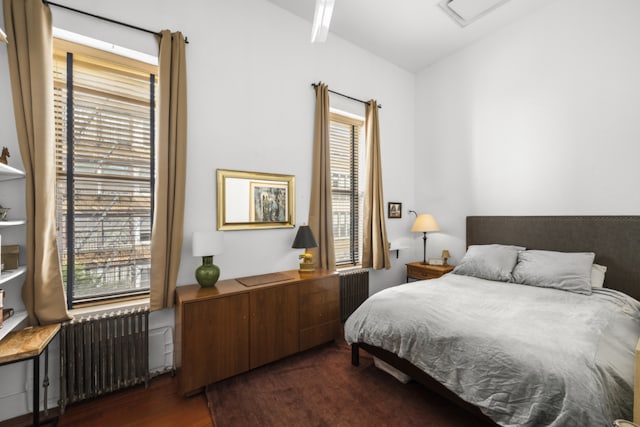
[196,256,220,287]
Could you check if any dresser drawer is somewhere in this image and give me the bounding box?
[407,265,440,280]
[406,263,454,282]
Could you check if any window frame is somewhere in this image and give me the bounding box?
[53,38,157,308]
[329,111,364,267]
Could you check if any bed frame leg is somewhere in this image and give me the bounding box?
[351,343,360,366]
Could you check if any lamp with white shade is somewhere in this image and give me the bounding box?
[192,231,224,287]
[0,28,7,44]
[410,213,440,265]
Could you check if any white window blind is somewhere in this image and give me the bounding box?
[53,39,157,306]
[329,113,362,266]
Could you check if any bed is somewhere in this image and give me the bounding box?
[345,216,640,426]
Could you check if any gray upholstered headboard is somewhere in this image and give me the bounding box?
[466,216,640,301]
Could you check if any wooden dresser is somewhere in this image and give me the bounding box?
[175,269,339,396]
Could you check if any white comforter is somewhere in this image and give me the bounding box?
[344,273,640,426]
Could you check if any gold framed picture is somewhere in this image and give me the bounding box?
[216,169,295,230]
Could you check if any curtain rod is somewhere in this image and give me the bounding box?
[311,83,382,109]
[44,1,189,44]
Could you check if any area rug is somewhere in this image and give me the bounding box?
[206,340,495,427]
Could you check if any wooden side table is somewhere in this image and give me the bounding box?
[406,262,454,282]
[0,323,61,426]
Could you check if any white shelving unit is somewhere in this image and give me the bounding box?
[0,162,27,340]
[0,310,28,341]
[0,220,26,228]
[0,162,26,181]
[0,265,27,285]
[0,267,27,341]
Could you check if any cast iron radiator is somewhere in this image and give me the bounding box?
[59,307,150,412]
[339,269,369,321]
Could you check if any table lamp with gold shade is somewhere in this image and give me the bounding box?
[441,250,451,266]
[410,213,440,265]
[292,225,318,272]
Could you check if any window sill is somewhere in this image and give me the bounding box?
[337,265,365,272]
[69,297,150,320]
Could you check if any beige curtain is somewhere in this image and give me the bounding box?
[4,0,71,325]
[150,30,187,310]
[362,101,391,270]
[308,83,335,271]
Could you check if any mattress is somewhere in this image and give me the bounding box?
[344,273,640,426]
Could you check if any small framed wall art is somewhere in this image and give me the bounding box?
[388,202,402,219]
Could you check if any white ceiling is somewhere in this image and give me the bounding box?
[267,0,556,72]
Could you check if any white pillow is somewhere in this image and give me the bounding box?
[591,264,607,288]
[511,250,595,295]
[452,244,525,282]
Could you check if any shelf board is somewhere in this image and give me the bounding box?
[0,163,27,342]
[389,244,410,251]
[0,163,25,181]
[0,310,29,342]
[0,266,27,286]
[0,220,26,228]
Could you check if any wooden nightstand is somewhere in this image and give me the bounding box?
[406,262,454,282]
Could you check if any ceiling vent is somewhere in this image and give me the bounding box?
[438,0,511,27]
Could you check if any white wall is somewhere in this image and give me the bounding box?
[415,0,640,264]
[170,0,416,291]
[42,0,416,289]
[0,0,415,420]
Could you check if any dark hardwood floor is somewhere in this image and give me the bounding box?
[0,374,211,427]
[57,374,212,427]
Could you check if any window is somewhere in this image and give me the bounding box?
[53,38,157,307]
[329,112,363,266]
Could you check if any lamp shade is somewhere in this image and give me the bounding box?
[411,214,440,233]
[192,231,224,257]
[292,226,318,249]
[0,28,7,44]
